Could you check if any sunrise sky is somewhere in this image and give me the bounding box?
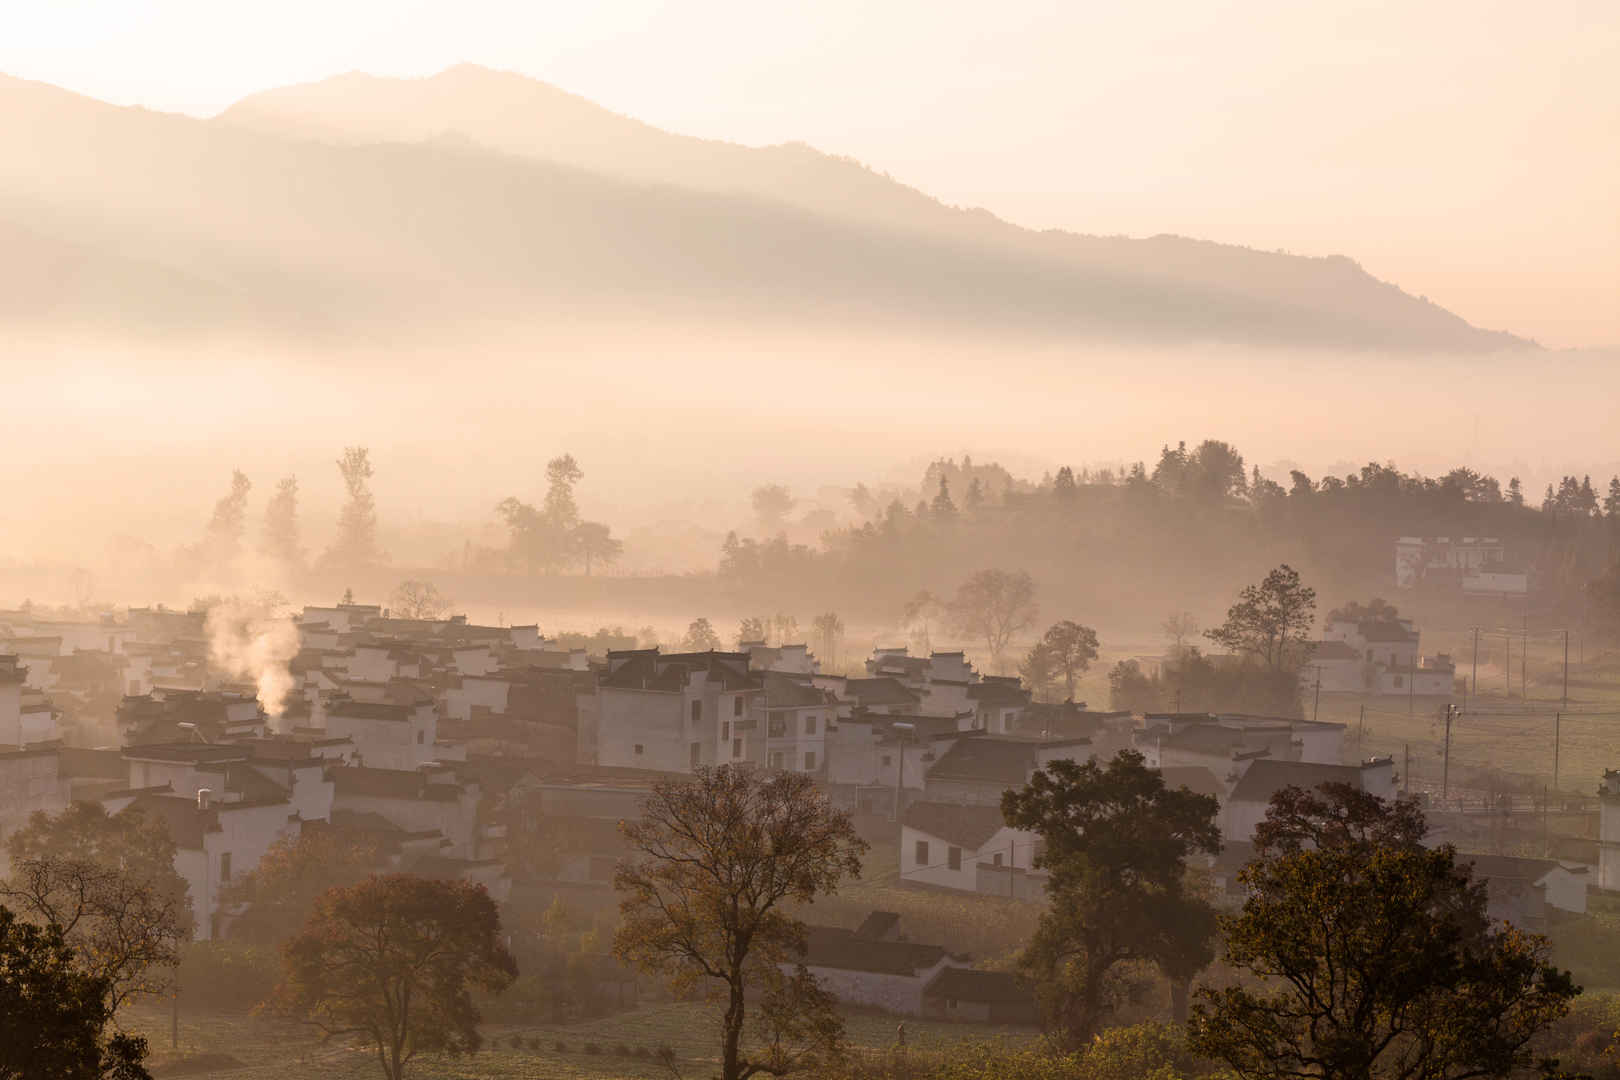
[7,0,1616,347]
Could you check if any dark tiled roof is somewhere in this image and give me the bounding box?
[1159,766,1224,798]
[1360,621,1419,643]
[331,766,462,801]
[764,672,831,708]
[1458,853,1582,883]
[57,747,126,779]
[902,801,1007,849]
[968,681,1030,706]
[121,744,248,764]
[1227,759,1370,806]
[1158,725,1259,756]
[923,966,1034,1005]
[326,699,414,722]
[803,925,948,975]
[855,911,901,939]
[601,650,758,692]
[925,737,1038,786]
[842,678,921,707]
[122,794,216,850]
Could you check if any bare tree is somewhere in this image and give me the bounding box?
[752,485,795,534]
[327,447,381,568]
[388,580,450,621]
[948,569,1039,672]
[811,613,844,671]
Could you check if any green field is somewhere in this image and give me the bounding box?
[128,1000,1035,1080]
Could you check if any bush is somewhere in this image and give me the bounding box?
[585,1043,601,1055]
[509,1035,524,1049]
[554,1040,568,1053]
[528,1037,542,1051]
[655,1043,676,1063]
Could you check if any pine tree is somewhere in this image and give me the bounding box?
[1507,476,1524,506]
[261,475,302,566]
[931,477,957,520]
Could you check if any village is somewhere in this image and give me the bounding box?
[1,585,1605,1045]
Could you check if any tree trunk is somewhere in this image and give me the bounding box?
[722,979,746,1080]
[1170,977,1190,1023]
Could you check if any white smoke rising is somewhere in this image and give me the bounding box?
[205,593,300,719]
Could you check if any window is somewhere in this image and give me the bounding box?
[914,840,929,866]
[734,695,744,717]
[219,852,231,883]
[770,752,784,769]
[690,742,701,768]
[768,717,787,738]
[993,852,1004,866]
[805,714,818,735]
[416,730,425,744]
[634,743,644,756]
[722,721,731,741]
[732,737,742,758]
[882,754,892,767]
[804,751,816,771]
[1393,675,1404,689]
[691,700,703,725]
[947,846,961,871]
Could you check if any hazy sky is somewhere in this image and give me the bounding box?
[7,1,1617,348]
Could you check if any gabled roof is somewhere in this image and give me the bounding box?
[967,680,1030,706]
[925,737,1040,787]
[122,793,217,849]
[1457,853,1587,883]
[1228,758,1378,806]
[1159,766,1224,798]
[802,925,950,976]
[923,966,1034,1005]
[1309,640,1362,661]
[902,801,1007,850]
[330,765,462,801]
[764,671,832,708]
[855,911,901,940]
[842,678,921,707]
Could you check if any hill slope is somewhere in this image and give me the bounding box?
[0,70,1528,350]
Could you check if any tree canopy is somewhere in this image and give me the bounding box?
[948,568,1039,672]
[270,875,517,1080]
[1189,783,1579,1080]
[614,766,867,1080]
[1002,750,1221,1046]
[1204,564,1316,671]
[3,803,191,1012]
[0,905,150,1080]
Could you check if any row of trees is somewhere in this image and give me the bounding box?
[723,441,1620,634]
[193,446,381,573]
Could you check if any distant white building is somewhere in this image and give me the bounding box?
[1395,536,1527,596]
[1308,614,1454,697]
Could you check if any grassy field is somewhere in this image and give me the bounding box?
[127,1000,1036,1080]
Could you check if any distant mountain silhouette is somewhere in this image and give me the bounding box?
[0,69,1530,350]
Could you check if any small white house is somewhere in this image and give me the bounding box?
[899,801,1038,894]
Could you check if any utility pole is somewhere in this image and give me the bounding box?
[1505,633,1512,698]
[1470,627,1479,706]
[892,722,914,822]
[1521,615,1528,701]
[1313,669,1322,723]
[1563,629,1570,706]
[1357,704,1366,756]
[1441,704,1456,805]
[1403,743,1410,795]
[1554,711,1561,792]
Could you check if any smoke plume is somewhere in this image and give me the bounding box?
[205,594,300,719]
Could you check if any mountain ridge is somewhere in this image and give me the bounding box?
[0,68,1532,351]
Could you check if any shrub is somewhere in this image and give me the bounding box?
[528,1037,542,1051]
[554,1040,568,1053]
[655,1043,676,1062]
[585,1042,601,1055]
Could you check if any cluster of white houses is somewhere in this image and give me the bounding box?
[0,600,1600,1018]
